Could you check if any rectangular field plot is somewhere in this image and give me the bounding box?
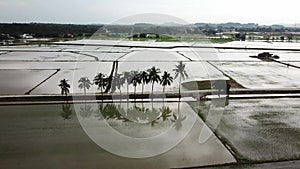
[119,51,189,62]
[0,69,57,95]
[213,98,300,161]
[214,62,300,89]
[78,51,129,61]
[179,51,260,61]
[0,103,235,169]
[0,52,95,61]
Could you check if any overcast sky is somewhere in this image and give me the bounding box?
[1,0,300,25]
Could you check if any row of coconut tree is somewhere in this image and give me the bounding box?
[59,61,188,97]
[89,66,173,96]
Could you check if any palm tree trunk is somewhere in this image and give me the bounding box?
[126,83,129,116]
[163,86,165,108]
[141,83,144,108]
[142,83,144,99]
[151,82,154,96]
[101,88,103,103]
[134,86,136,105]
[84,87,86,95]
[127,83,129,96]
[119,89,122,103]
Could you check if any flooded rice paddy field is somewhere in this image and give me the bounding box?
[0,98,299,168]
[0,69,57,95]
[217,61,300,89]
[0,102,235,169]
[1,41,300,95]
[1,41,300,168]
[212,98,300,162]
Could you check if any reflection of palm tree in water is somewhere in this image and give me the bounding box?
[79,103,94,118]
[172,102,186,130]
[94,103,105,120]
[159,106,173,121]
[60,104,72,120]
[92,102,181,127]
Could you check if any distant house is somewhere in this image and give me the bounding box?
[63,33,75,38]
[21,34,33,39]
[0,34,14,40]
[132,33,159,39]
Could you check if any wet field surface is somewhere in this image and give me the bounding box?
[0,102,235,169]
[0,98,299,168]
[1,41,300,168]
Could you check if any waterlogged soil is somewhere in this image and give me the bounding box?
[0,102,235,169]
[212,98,300,162]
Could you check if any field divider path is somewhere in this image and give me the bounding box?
[24,69,61,95]
[176,51,193,61]
[116,51,134,61]
[69,51,99,61]
[271,59,300,69]
[1,89,300,105]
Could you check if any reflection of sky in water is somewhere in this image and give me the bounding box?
[0,69,56,95]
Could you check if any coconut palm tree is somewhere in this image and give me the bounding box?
[123,71,133,95]
[173,61,188,96]
[148,66,161,111]
[94,73,108,101]
[160,71,173,107]
[94,73,107,93]
[78,77,92,95]
[160,71,173,94]
[59,79,70,96]
[131,72,142,104]
[123,71,134,114]
[113,73,125,101]
[131,72,142,96]
[140,71,150,97]
[147,66,161,96]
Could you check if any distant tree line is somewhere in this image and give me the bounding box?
[196,22,300,34]
[2,22,300,40]
[0,23,102,38]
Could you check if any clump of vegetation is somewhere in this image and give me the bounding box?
[130,33,180,42]
[210,38,234,44]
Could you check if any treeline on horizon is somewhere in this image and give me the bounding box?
[0,23,102,38]
[195,22,300,33]
[1,22,300,38]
